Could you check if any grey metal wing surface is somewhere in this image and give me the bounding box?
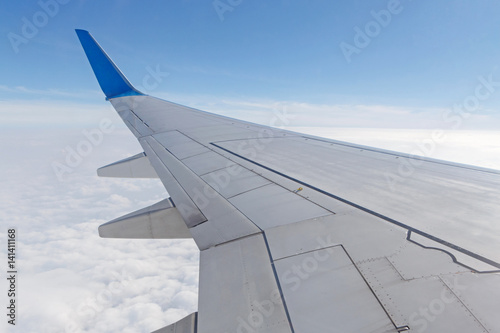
[76,30,500,333]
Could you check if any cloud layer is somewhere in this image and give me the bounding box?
[0,128,199,333]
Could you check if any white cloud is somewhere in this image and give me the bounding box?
[0,85,102,100]
[0,100,118,128]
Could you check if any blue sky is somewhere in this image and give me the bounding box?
[3,0,500,110]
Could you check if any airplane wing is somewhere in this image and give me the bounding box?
[76,30,500,333]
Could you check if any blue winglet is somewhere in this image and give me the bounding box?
[75,29,144,100]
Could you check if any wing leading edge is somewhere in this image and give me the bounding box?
[76,30,500,333]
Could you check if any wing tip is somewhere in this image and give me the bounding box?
[75,29,144,99]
